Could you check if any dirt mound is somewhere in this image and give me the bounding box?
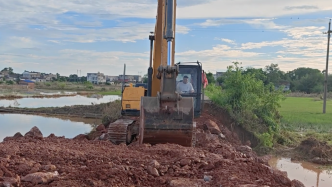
[1,132,297,187]
[0,110,304,187]
[295,138,332,164]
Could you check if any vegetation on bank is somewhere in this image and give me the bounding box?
[205,62,332,149]
[205,62,287,148]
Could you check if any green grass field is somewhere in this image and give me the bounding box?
[280,97,332,132]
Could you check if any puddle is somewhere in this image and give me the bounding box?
[0,95,120,108]
[0,113,101,142]
[269,157,332,187]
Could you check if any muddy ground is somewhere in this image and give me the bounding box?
[0,103,306,187]
[0,101,121,122]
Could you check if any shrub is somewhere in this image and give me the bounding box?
[101,100,122,126]
[206,62,286,147]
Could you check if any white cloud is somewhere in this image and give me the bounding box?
[221,38,236,45]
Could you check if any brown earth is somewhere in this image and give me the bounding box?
[290,138,332,165]
[0,103,305,187]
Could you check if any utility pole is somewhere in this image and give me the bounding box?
[323,19,331,114]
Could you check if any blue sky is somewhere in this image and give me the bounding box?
[0,0,331,76]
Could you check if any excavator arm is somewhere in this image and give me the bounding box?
[139,0,196,147]
[108,0,206,147]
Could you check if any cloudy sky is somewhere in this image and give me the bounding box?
[0,0,332,76]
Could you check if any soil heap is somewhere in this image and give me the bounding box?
[0,106,305,187]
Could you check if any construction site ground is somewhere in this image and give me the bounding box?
[0,103,306,187]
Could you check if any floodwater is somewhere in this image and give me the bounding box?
[0,95,121,108]
[0,113,101,142]
[269,157,332,187]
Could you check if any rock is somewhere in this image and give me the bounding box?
[21,171,59,184]
[291,179,305,187]
[236,145,252,153]
[150,160,160,169]
[24,126,43,139]
[218,133,226,139]
[245,140,251,146]
[203,174,212,182]
[179,159,191,166]
[73,134,88,140]
[169,178,204,187]
[98,133,110,141]
[3,132,23,142]
[204,120,221,135]
[47,134,56,138]
[257,155,272,165]
[147,166,159,177]
[96,124,105,131]
[42,165,57,171]
[0,175,21,187]
[272,169,291,185]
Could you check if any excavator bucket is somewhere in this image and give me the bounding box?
[139,96,196,147]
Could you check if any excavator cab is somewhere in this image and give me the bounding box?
[176,62,203,118]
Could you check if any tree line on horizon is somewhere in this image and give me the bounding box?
[205,63,332,94]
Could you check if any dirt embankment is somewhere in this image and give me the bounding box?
[0,101,120,120]
[289,138,332,165]
[0,104,305,187]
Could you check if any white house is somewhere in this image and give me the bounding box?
[22,71,41,79]
[87,72,106,84]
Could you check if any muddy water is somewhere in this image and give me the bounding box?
[0,95,120,108]
[0,113,101,142]
[269,157,332,187]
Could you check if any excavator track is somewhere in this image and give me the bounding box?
[108,118,138,145]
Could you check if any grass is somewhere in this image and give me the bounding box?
[280,97,332,133]
[97,90,122,96]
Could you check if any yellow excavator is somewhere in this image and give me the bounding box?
[108,0,208,147]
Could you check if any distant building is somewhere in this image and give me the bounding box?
[35,78,47,82]
[118,75,142,82]
[87,72,106,84]
[22,71,41,79]
[44,73,57,81]
[106,76,118,82]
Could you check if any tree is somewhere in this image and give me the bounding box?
[216,76,225,85]
[8,67,13,74]
[296,72,324,93]
[243,67,268,84]
[264,63,284,85]
[142,74,148,83]
[1,68,8,72]
[206,72,215,84]
[56,73,60,81]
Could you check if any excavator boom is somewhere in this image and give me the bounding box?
[139,0,196,147]
[108,0,206,147]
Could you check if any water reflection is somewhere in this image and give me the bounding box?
[0,95,120,108]
[269,157,332,187]
[39,91,77,95]
[0,114,100,142]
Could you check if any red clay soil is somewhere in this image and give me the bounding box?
[0,105,305,187]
